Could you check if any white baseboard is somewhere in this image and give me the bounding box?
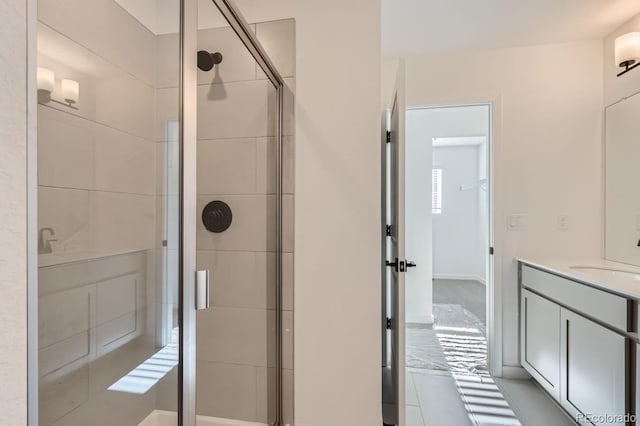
[406,313,434,324]
[500,365,531,379]
[433,274,487,285]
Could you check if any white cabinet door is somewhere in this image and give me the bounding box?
[560,309,627,425]
[520,289,561,399]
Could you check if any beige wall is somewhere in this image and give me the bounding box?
[0,0,28,423]
[383,41,604,371]
[294,0,382,425]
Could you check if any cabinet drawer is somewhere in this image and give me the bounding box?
[521,265,629,331]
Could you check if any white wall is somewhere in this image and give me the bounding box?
[432,145,485,282]
[294,0,381,425]
[405,106,489,323]
[388,41,603,369]
[0,0,28,423]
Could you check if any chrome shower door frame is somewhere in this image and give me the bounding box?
[179,0,286,425]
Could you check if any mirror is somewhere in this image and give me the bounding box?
[605,92,640,266]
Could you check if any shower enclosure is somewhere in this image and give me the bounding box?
[32,0,294,425]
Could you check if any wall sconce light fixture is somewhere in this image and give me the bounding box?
[61,79,79,105]
[37,67,55,93]
[36,67,80,109]
[615,32,640,77]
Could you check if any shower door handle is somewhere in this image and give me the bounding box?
[195,270,210,310]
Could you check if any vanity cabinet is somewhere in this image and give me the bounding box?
[559,309,627,424]
[519,263,632,425]
[520,289,560,399]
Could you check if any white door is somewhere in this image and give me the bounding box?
[384,60,407,426]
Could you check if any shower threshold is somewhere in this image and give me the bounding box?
[139,410,269,426]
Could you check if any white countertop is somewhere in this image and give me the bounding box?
[517,257,640,300]
[38,248,145,267]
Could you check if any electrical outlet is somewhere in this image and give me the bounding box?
[507,214,525,231]
[557,214,569,231]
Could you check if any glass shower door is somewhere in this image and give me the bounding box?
[187,1,286,425]
[36,0,181,424]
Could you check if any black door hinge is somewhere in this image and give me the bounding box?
[489,246,494,255]
[386,130,391,143]
[386,224,392,236]
[386,317,392,330]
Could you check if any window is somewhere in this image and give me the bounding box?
[432,168,442,214]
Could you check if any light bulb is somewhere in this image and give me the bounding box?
[61,79,79,104]
[37,67,55,93]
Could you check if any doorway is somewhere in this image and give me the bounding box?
[402,105,515,425]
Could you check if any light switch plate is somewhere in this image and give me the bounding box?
[507,214,525,231]
[557,214,569,231]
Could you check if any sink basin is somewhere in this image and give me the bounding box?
[570,266,640,281]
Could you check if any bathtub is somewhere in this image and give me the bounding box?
[138,410,270,426]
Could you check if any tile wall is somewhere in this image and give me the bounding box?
[192,19,295,425]
[36,0,295,424]
[37,0,173,424]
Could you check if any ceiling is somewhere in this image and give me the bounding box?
[382,0,640,57]
[115,0,294,34]
[433,136,486,148]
